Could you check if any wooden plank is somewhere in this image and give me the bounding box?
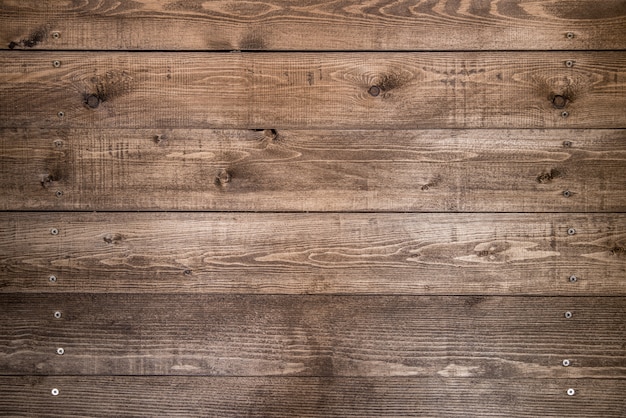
[1,52,626,129]
[1,377,625,418]
[0,294,624,377]
[2,128,626,212]
[1,0,626,51]
[1,212,625,295]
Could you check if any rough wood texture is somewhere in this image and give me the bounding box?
[2,212,625,295]
[1,377,625,417]
[1,52,625,129]
[1,294,624,377]
[1,0,626,51]
[2,128,626,212]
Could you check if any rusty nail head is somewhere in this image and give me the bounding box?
[566,32,574,39]
[569,275,577,283]
[563,190,571,198]
[561,111,569,118]
[567,388,575,396]
[368,85,381,97]
[54,311,62,319]
[565,311,573,319]
[51,388,60,396]
[52,32,60,39]
[562,359,571,367]
[567,228,576,235]
[49,275,57,283]
[53,60,61,68]
[565,60,574,68]
[50,228,59,235]
[56,347,64,355]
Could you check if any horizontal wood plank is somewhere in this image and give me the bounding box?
[0,294,624,377]
[1,52,626,129]
[1,376,625,417]
[1,212,625,295]
[2,129,626,212]
[1,0,626,51]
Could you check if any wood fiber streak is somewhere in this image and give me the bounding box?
[0,294,624,377]
[1,377,625,418]
[1,212,625,295]
[1,129,626,212]
[1,0,625,51]
[1,52,626,129]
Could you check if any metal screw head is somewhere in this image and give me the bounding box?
[51,388,60,396]
[565,60,574,68]
[55,190,63,198]
[52,60,61,68]
[54,311,62,319]
[49,275,57,283]
[564,311,573,319]
[561,111,569,118]
[562,359,571,367]
[567,388,575,396]
[368,85,381,97]
[567,228,576,235]
[57,111,64,118]
[50,228,59,235]
[563,190,571,198]
[51,32,60,39]
[56,347,64,355]
[566,32,575,39]
[569,275,577,283]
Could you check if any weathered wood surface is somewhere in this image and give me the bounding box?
[1,52,626,129]
[1,294,624,377]
[2,128,626,212]
[1,377,625,418]
[2,212,625,295]
[2,0,626,51]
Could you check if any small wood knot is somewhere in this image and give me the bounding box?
[215,169,231,185]
[265,129,278,140]
[368,86,380,97]
[552,95,567,109]
[85,94,100,109]
[153,134,168,145]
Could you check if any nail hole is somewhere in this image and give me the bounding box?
[50,228,59,235]
[57,111,64,118]
[53,140,64,147]
[569,275,577,283]
[566,32,575,39]
[564,311,573,319]
[561,111,569,118]
[51,388,59,396]
[567,228,576,235]
[51,32,60,39]
[567,388,575,396]
[563,190,571,198]
[55,190,63,198]
[52,60,61,68]
[56,347,64,355]
[49,275,57,283]
[563,141,572,148]
[54,311,62,319]
[565,60,574,68]
[368,85,380,97]
[183,269,192,276]
[562,359,571,367]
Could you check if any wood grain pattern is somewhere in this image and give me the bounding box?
[1,212,625,295]
[2,128,626,212]
[1,377,625,417]
[0,294,624,377]
[1,0,625,51]
[1,52,626,129]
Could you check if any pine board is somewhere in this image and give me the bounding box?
[1,377,625,417]
[2,128,626,212]
[1,212,625,295]
[2,52,626,129]
[1,0,625,51]
[0,294,624,377]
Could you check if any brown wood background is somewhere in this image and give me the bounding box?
[1,1,625,416]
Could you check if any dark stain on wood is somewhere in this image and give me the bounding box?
[537,168,563,183]
[8,26,48,49]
